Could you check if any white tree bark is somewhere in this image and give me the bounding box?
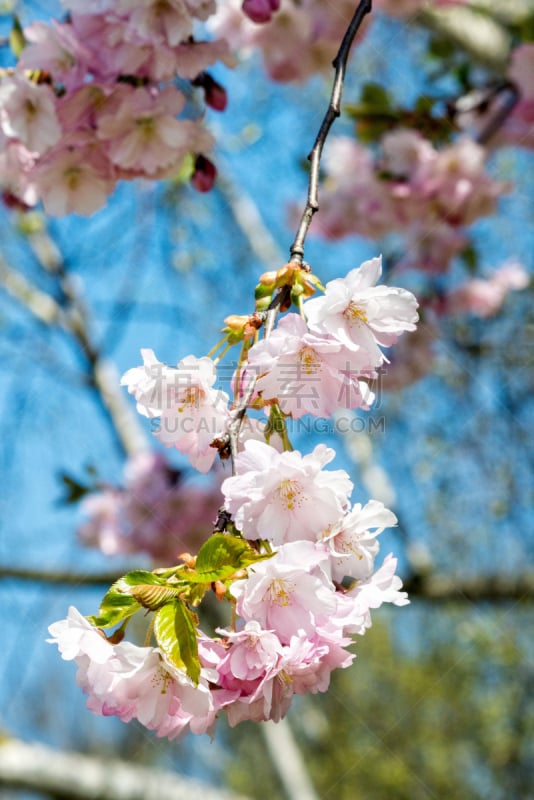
[0,738,250,800]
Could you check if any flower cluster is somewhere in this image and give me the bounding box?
[209,0,465,83]
[0,0,236,215]
[314,131,508,274]
[441,260,529,318]
[79,451,222,563]
[50,256,416,737]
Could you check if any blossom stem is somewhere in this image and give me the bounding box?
[144,615,156,648]
[266,404,293,452]
[289,0,373,263]
[213,342,233,365]
[207,334,230,359]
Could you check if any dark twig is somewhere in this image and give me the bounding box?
[289,0,373,263]
[448,80,521,146]
[2,565,534,602]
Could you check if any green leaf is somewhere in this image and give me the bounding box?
[9,15,25,58]
[360,82,393,112]
[88,570,168,628]
[116,570,168,588]
[129,583,183,610]
[87,590,140,629]
[191,533,271,583]
[154,600,200,685]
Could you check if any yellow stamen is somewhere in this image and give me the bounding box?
[343,302,368,324]
[269,578,295,607]
[276,479,303,511]
[298,346,321,376]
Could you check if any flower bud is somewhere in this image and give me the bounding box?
[259,270,277,286]
[255,283,274,301]
[242,0,279,24]
[224,314,249,332]
[275,262,296,287]
[192,72,228,112]
[191,155,217,193]
[255,296,272,312]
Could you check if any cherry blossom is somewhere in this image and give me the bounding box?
[222,440,353,544]
[321,499,397,584]
[304,256,419,365]
[48,606,217,740]
[0,0,234,215]
[121,350,230,472]
[79,452,222,561]
[230,540,337,642]
[0,75,61,155]
[444,260,529,318]
[246,312,375,419]
[315,133,508,273]
[96,86,213,176]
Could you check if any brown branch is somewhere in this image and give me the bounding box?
[289,0,373,263]
[2,565,533,602]
[402,572,534,603]
[0,737,251,800]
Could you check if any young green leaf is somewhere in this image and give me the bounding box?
[154,600,200,685]
[190,533,271,583]
[88,570,168,627]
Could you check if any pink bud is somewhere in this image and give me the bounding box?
[242,0,277,24]
[191,155,217,193]
[203,76,227,112]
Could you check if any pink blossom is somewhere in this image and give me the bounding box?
[322,500,397,584]
[48,606,216,740]
[339,554,410,634]
[20,20,90,90]
[222,440,353,544]
[0,142,39,208]
[210,0,361,83]
[0,75,61,155]
[216,620,284,695]
[220,625,352,726]
[35,136,116,216]
[121,350,230,472]
[304,257,419,365]
[34,140,115,216]
[381,128,435,178]
[230,540,337,642]
[79,451,222,561]
[315,133,508,272]
[246,313,375,418]
[126,0,195,47]
[445,261,529,318]
[96,86,195,176]
[418,137,507,226]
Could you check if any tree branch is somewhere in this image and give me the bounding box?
[402,572,534,603]
[2,565,533,601]
[289,0,373,262]
[0,737,251,800]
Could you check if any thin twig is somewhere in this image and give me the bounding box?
[289,0,373,263]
